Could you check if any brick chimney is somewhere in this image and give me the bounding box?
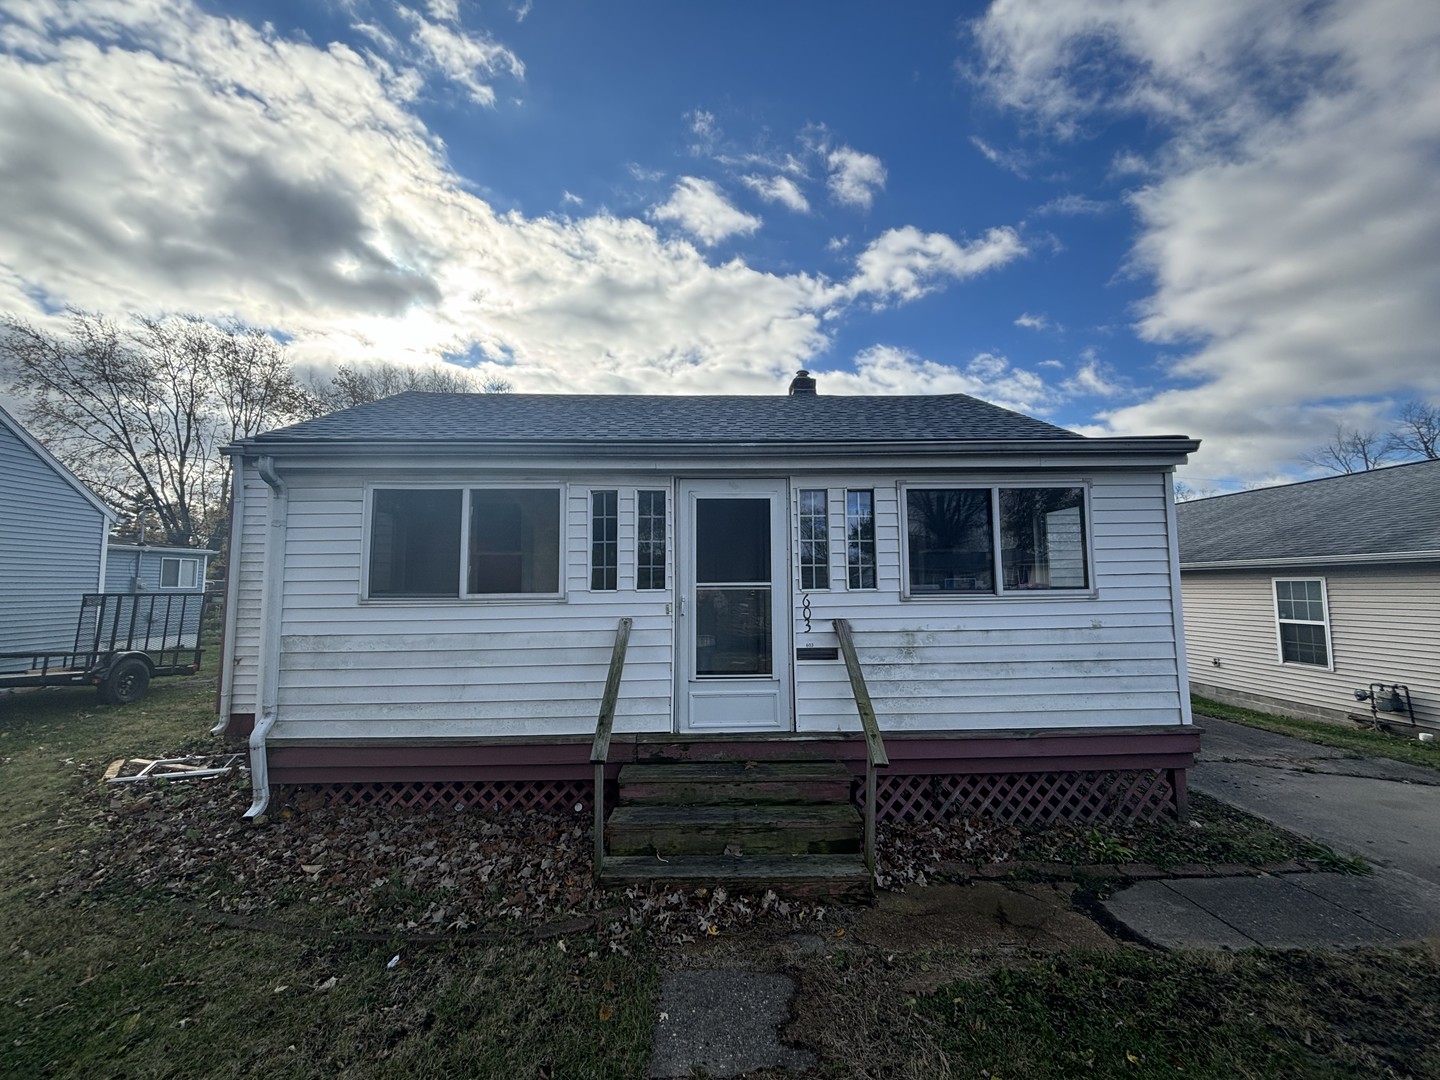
[788,369,817,395]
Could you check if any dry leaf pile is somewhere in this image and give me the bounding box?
[50,765,1038,946]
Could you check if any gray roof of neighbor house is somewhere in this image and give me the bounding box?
[1177,458,1440,567]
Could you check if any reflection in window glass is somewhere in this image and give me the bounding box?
[370,489,462,597]
[799,489,829,590]
[846,490,876,589]
[999,487,1088,590]
[591,490,618,591]
[468,489,561,594]
[695,587,772,675]
[637,490,666,590]
[906,489,992,593]
[696,499,770,583]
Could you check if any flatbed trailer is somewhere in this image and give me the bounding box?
[0,591,214,704]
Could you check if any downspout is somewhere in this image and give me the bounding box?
[245,455,287,819]
[212,454,245,735]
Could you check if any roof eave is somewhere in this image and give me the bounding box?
[1181,549,1440,571]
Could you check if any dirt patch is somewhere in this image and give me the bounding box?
[855,882,1118,954]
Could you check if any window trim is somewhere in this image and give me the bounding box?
[898,481,1097,600]
[159,556,200,590]
[361,481,567,603]
[1272,577,1334,670]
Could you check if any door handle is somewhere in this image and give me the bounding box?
[679,596,686,616]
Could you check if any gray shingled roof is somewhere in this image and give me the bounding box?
[250,390,1087,444]
[1177,458,1440,565]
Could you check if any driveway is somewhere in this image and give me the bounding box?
[1192,714,1440,888]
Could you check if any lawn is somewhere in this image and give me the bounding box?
[3,666,1437,1078]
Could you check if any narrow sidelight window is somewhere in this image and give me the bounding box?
[591,490,618,591]
[637,489,667,590]
[846,490,876,590]
[798,489,830,590]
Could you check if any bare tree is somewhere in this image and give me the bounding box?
[306,360,512,414]
[1173,480,1219,502]
[1,311,308,548]
[1386,400,1440,461]
[1299,424,1398,475]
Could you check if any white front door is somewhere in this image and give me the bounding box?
[677,479,792,732]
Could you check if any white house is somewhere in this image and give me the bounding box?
[219,373,1200,870]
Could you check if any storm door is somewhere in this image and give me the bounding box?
[676,479,792,731]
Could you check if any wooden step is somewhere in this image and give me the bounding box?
[599,854,871,898]
[606,803,862,857]
[617,760,853,805]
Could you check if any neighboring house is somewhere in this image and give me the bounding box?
[0,404,116,670]
[1177,459,1440,733]
[219,373,1201,829]
[105,543,212,594]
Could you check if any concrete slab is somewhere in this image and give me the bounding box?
[1102,881,1254,950]
[1287,870,1440,940]
[649,970,814,1079]
[1163,876,1399,948]
[1197,716,1349,763]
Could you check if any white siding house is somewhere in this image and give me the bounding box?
[221,377,1200,823]
[1178,460,1440,733]
[0,404,115,667]
[105,543,213,594]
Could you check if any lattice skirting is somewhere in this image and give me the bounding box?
[281,778,595,814]
[864,769,1177,824]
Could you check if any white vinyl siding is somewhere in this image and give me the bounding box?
[1185,565,1440,729]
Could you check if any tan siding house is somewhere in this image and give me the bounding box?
[1178,460,1440,734]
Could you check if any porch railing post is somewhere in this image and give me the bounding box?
[590,617,632,885]
[834,619,888,885]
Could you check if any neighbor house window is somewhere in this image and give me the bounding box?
[798,489,830,590]
[591,490,618,591]
[846,490,876,589]
[637,490,667,590]
[369,489,462,597]
[159,556,199,589]
[1274,579,1331,667]
[368,487,562,599]
[904,485,1091,597]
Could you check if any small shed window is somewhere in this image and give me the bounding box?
[903,485,1092,597]
[798,489,830,590]
[591,490,619,591]
[159,556,200,589]
[637,490,667,590]
[846,490,876,590]
[1274,579,1331,667]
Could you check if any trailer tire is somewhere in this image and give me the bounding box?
[100,658,151,705]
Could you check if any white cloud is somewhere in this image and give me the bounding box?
[649,177,762,246]
[513,1,533,22]
[848,226,1025,305]
[427,1,459,21]
[973,0,1440,480]
[1014,312,1053,331]
[561,190,583,205]
[1062,355,1124,398]
[741,174,809,213]
[826,145,886,210]
[685,108,718,154]
[823,346,1059,415]
[398,9,523,106]
[1034,193,1105,216]
[969,135,1030,177]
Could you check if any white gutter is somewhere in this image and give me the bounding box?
[212,458,246,736]
[245,455,287,819]
[1181,550,1440,571]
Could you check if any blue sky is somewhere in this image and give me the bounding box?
[0,0,1436,488]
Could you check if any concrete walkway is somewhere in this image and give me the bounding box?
[1104,715,1440,949]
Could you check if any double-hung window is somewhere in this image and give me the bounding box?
[368,487,562,599]
[902,485,1090,597]
[1274,579,1331,667]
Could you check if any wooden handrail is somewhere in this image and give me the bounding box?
[591,617,632,882]
[833,618,887,880]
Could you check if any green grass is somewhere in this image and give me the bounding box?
[1194,694,1440,773]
